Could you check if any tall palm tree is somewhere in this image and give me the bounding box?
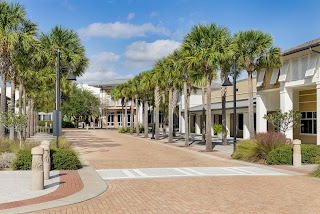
[131,74,142,135]
[183,23,230,151]
[234,30,281,138]
[0,2,26,138]
[141,70,153,138]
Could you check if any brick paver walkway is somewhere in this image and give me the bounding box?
[32,129,320,214]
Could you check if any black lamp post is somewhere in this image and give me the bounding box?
[222,56,237,153]
[53,49,76,148]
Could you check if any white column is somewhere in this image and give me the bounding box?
[243,112,250,139]
[256,91,267,132]
[226,113,231,138]
[317,82,320,145]
[280,83,293,140]
[181,113,185,133]
[195,114,201,134]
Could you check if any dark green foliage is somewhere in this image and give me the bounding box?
[255,132,287,159]
[301,145,320,164]
[62,121,76,128]
[13,148,32,170]
[266,144,320,165]
[51,148,81,170]
[38,121,52,127]
[231,139,259,161]
[266,145,293,165]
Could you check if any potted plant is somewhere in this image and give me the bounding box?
[213,124,223,139]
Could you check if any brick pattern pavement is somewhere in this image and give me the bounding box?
[0,170,83,210]
[31,130,320,214]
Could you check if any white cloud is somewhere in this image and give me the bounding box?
[77,51,121,83]
[127,13,135,20]
[78,22,170,39]
[149,11,159,18]
[124,39,181,68]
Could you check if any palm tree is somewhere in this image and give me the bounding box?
[0,2,26,138]
[131,74,142,135]
[234,30,281,138]
[183,23,230,151]
[141,70,153,138]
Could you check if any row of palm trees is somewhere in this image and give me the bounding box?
[110,23,281,151]
[0,2,88,141]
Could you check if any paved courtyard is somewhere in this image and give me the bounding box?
[24,129,320,214]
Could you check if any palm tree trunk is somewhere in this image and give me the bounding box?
[206,75,212,151]
[0,74,7,138]
[23,85,26,139]
[30,99,34,136]
[201,87,206,143]
[144,100,148,137]
[9,78,15,141]
[124,99,127,129]
[27,98,30,138]
[155,85,160,140]
[248,71,255,138]
[222,86,227,145]
[135,95,140,136]
[19,84,22,114]
[184,81,189,146]
[162,92,166,135]
[168,86,173,143]
[130,96,134,134]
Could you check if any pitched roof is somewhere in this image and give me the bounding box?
[89,78,131,88]
[282,38,320,56]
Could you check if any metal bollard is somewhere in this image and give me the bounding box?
[31,146,44,190]
[40,140,51,180]
[293,139,301,167]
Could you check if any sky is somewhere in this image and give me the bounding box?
[9,0,320,84]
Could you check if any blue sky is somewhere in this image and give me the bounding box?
[11,0,320,84]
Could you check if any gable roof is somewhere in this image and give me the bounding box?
[282,38,320,56]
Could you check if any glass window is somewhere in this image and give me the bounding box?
[238,114,243,131]
[301,111,317,134]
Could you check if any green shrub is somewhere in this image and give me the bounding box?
[255,132,287,159]
[62,121,76,128]
[266,145,293,165]
[301,145,320,164]
[118,127,131,133]
[50,136,71,149]
[231,139,259,161]
[13,148,32,170]
[213,124,222,135]
[0,139,11,153]
[311,166,320,177]
[38,120,52,127]
[51,148,81,170]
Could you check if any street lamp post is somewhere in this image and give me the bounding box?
[222,56,237,153]
[53,49,77,148]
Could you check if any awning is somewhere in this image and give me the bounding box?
[305,54,318,77]
[270,68,279,84]
[278,61,289,82]
[256,68,266,87]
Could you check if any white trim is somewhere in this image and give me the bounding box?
[279,61,289,82]
[256,68,266,87]
[270,68,279,84]
[305,54,318,77]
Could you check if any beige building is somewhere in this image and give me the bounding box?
[180,79,256,139]
[89,79,141,128]
[256,38,320,144]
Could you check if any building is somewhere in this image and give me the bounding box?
[180,79,256,139]
[89,79,143,128]
[256,38,320,144]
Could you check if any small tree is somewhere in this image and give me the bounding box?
[263,109,301,133]
[0,112,28,147]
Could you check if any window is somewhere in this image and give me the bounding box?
[301,111,317,134]
[256,68,266,87]
[270,68,279,84]
[305,54,318,77]
[279,61,289,82]
[238,114,243,130]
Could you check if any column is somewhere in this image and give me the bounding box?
[280,83,293,140]
[243,112,250,139]
[317,82,320,145]
[195,114,201,134]
[181,113,185,133]
[256,91,267,133]
[226,113,231,138]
